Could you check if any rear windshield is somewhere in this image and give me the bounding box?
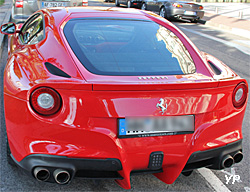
[64,19,196,76]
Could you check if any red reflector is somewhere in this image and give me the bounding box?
[15,0,23,8]
[232,83,248,108]
[134,3,137,5]
[30,87,62,116]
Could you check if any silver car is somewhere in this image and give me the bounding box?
[11,0,88,23]
[141,0,204,23]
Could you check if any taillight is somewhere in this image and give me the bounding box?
[232,83,248,108]
[82,0,88,6]
[15,0,24,8]
[198,5,203,10]
[172,3,183,8]
[30,87,62,116]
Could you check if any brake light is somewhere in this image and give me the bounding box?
[30,87,62,116]
[232,83,248,108]
[172,3,183,8]
[82,0,88,6]
[198,5,203,10]
[15,0,23,8]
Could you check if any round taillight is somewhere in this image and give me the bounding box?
[30,87,62,116]
[232,83,248,109]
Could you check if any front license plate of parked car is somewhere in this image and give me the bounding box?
[184,11,197,16]
[118,115,194,138]
[41,2,66,8]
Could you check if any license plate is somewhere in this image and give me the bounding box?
[118,115,194,138]
[184,11,196,16]
[41,1,66,8]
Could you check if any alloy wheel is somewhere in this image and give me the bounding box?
[160,7,166,18]
[115,0,120,6]
[141,3,146,10]
[127,0,131,8]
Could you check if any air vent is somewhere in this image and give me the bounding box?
[45,62,71,78]
[208,61,221,75]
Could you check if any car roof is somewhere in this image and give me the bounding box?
[46,6,149,16]
[42,6,166,25]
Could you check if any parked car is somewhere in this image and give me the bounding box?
[115,0,142,8]
[1,7,247,189]
[141,0,204,22]
[11,0,88,23]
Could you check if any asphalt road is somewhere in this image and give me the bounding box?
[1,1,250,191]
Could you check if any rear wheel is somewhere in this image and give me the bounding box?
[141,3,147,10]
[191,19,199,23]
[115,0,120,6]
[159,7,167,18]
[6,140,16,166]
[127,0,131,8]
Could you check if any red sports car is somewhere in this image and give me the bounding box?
[0,7,248,189]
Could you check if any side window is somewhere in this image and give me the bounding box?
[19,14,44,45]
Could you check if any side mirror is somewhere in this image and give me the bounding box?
[0,22,17,35]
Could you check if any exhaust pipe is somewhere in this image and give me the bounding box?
[221,155,234,168]
[233,151,243,163]
[34,167,50,181]
[53,169,70,184]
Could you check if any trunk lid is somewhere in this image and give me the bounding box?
[89,74,218,91]
[178,2,201,10]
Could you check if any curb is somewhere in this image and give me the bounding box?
[0,4,12,59]
[204,20,250,39]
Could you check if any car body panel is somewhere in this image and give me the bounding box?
[3,7,248,189]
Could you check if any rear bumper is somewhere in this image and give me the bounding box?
[171,9,204,20]
[12,140,242,183]
[131,1,142,8]
[183,139,242,172]
[12,154,124,181]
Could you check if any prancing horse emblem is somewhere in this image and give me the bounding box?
[156,98,167,114]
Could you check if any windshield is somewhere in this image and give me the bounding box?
[64,19,196,76]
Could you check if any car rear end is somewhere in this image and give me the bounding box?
[11,0,38,23]
[130,0,143,8]
[4,9,247,189]
[170,2,204,21]
[11,0,87,23]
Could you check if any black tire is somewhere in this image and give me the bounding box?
[191,19,199,23]
[141,3,147,10]
[92,179,102,186]
[115,0,120,6]
[182,171,193,177]
[159,7,167,19]
[127,0,131,8]
[6,140,16,166]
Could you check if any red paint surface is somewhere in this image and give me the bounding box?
[3,7,248,189]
